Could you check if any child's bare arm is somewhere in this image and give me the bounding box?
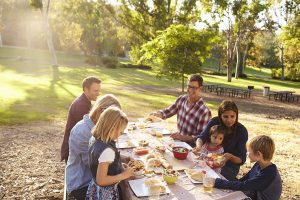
[96,162,134,186]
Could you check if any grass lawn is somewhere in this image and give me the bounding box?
[1,46,299,125]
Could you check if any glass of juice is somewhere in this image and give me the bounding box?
[203,174,214,193]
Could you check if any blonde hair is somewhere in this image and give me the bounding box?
[89,94,121,123]
[92,107,128,143]
[248,135,275,161]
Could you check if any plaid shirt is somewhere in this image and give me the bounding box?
[160,95,211,137]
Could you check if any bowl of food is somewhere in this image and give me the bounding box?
[204,153,225,168]
[172,147,189,160]
[163,169,179,184]
[138,140,149,147]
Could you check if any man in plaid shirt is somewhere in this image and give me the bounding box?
[152,74,211,144]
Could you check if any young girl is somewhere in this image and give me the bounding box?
[66,94,121,200]
[85,107,134,200]
[200,125,226,172]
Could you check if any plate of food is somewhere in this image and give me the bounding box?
[205,153,225,169]
[185,167,220,184]
[116,134,137,148]
[184,168,205,183]
[133,147,149,156]
[128,177,170,197]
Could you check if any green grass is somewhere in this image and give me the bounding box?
[0,46,299,125]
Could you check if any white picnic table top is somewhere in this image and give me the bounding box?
[118,120,249,200]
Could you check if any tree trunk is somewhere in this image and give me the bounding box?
[235,37,241,79]
[182,73,185,93]
[41,0,59,80]
[242,42,249,70]
[0,32,2,47]
[280,46,284,80]
[182,47,187,92]
[226,30,232,82]
[218,59,221,72]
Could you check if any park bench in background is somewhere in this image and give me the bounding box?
[268,91,298,102]
[203,84,252,99]
[287,94,300,102]
[268,92,278,100]
[215,86,252,99]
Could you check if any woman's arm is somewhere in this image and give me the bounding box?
[234,125,248,164]
[223,153,242,165]
[96,162,134,186]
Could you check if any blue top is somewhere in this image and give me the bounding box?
[197,117,248,180]
[66,114,94,193]
[215,163,282,200]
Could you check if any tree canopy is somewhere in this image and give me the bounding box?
[140,24,217,91]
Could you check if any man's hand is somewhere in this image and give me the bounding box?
[170,133,182,140]
[150,111,163,119]
[170,133,194,143]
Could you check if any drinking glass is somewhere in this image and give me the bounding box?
[203,176,214,193]
[148,185,161,200]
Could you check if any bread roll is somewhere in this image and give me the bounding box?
[147,158,161,167]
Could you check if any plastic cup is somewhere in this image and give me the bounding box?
[148,185,161,200]
[203,176,214,193]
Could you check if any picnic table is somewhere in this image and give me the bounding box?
[202,84,219,93]
[118,119,249,200]
[268,91,298,102]
[215,86,251,99]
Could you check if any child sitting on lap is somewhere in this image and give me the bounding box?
[213,135,282,200]
[200,125,225,173]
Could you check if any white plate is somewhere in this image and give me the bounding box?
[184,166,220,184]
[184,169,204,184]
[128,178,170,197]
[116,134,137,148]
[147,127,171,135]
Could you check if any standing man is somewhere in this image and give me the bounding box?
[152,74,211,144]
[61,76,101,162]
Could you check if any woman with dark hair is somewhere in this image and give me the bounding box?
[194,100,248,181]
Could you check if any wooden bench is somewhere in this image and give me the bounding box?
[268,92,278,100]
[288,94,300,102]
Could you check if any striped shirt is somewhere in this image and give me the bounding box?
[160,95,211,137]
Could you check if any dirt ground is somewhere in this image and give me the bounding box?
[0,91,300,200]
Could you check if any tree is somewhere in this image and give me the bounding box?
[200,0,268,81]
[270,0,299,80]
[55,0,124,57]
[277,15,300,81]
[140,25,216,92]
[29,0,59,80]
[248,31,280,69]
[104,0,200,62]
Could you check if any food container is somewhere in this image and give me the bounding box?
[172,147,189,160]
[162,169,179,184]
[163,175,178,184]
[138,140,149,147]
